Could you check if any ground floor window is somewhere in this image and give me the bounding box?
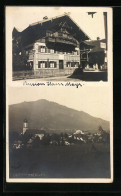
[49,61,57,68]
[38,61,57,68]
[71,62,75,67]
[75,62,79,67]
[38,61,47,68]
[66,62,79,68]
[71,62,79,67]
[66,62,71,67]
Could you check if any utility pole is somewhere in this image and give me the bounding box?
[103,12,107,50]
[103,12,108,69]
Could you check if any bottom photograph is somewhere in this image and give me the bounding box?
[6,86,112,182]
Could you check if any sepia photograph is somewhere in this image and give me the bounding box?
[6,86,113,182]
[6,7,112,82]
[5,6,113,184]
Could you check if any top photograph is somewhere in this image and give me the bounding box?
[7,7,112,82]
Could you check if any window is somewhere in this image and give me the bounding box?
[38,46,45,53]
[71,62,79,68]
[50,62,54,68]
[76,62,79,67]
[49,61,57,68]
[73,51,77,55]
[48,32,53,37]
[77,50,79,55]
[50,33,53,37]
[38,61,47,68]
[71,62,75,67]
[50,49,54,53]
[66,62,71,68]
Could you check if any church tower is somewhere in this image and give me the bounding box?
[23,119,28,134]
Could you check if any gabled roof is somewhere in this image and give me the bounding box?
[13,13,90,47]
[82,39,106,53]
[12,27,21,38]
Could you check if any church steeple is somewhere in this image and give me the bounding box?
[23,119,28,134]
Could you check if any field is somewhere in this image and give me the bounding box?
[9,144,110,178]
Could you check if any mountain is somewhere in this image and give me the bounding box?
[9,99,109,133]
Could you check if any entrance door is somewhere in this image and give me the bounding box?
[59,60,64,69]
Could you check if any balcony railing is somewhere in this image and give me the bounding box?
[46,36,77,47]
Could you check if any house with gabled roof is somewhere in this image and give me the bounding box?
[80,38,107,71]
[12,13,90,77]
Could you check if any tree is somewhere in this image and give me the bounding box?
[89,52,105,68]
[42,134,51,145]
[32,136,41,148]
[98,126,104,133]
[12,36,29,71]
[22,132,32,145]
[68,134,74,145]
[9,131,19,149]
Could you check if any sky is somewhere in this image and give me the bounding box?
[8,86,110,121]
[6,6,107,40]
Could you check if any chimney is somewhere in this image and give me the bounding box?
[43,16,48,20]
[97,37,100,40]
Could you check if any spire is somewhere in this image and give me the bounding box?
[23,119,28,134]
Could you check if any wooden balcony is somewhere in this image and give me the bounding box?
[46,36,77,47]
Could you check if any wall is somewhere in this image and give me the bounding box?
[13,68,76,80]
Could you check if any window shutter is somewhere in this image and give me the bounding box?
[38,46,40,52]
[45,61,47,68]
[38,61,41,68]
[54,62,56,68]
[45,47,47,53]
[47,61,49,68]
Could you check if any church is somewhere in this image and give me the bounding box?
[12,13,90,77]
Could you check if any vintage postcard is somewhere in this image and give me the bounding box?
[6,6,113,183]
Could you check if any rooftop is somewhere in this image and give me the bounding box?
[13,13,90,47]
